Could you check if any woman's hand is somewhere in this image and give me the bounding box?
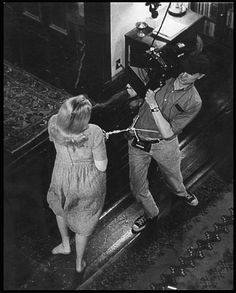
[102,130,109,141]
[145,89,158,108]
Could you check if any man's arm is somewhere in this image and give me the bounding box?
[145,89,202,138]
[145,89,174,139]
[93,88,131,110]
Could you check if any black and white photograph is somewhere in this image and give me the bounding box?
[4,2,233,290]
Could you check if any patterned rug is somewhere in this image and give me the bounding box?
[81,169,233,290]
[8,164,232,290]
[4,60,71,155]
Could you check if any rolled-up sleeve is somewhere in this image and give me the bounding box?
[170,101,202,135]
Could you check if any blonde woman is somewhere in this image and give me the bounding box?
[47,95,107,278]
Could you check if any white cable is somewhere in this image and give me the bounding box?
[105,127,160,136]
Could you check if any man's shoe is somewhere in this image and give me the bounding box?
[183,191,199,206]
[132,215,148,233]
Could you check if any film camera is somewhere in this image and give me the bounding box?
[130,36,199,90]
[145,42,188,90]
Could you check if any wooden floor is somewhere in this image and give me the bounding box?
[4,43,233,290]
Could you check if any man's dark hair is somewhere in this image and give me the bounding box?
[181,54,210,75]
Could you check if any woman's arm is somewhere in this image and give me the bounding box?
[94,158,108,172]
[92,126,108,171]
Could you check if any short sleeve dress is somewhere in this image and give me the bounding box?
[47,115,107,236]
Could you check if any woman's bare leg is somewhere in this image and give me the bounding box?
[75,233,88,272]
[52,215,71,254]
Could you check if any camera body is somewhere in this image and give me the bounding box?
[129,32,201,91]
[145,42,187,90]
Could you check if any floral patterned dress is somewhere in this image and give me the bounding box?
[47,115,107,236]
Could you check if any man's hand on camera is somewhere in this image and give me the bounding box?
[129,98,143,110]
[126,83,138,98]
[145,89,158,108]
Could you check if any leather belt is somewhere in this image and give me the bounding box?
[144,138,163,144]
[139,135,176,144]
[137,136,163,144]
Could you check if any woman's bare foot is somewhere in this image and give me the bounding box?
[76,259,86,273]
[52,243,71,255]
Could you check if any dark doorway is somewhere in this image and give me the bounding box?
[4,2,111,101]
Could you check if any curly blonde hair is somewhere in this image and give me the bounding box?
[49,95,92,148]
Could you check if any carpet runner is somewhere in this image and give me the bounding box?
[80,169,233,290]
[9,162,233,290]
[4,60,71,155]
